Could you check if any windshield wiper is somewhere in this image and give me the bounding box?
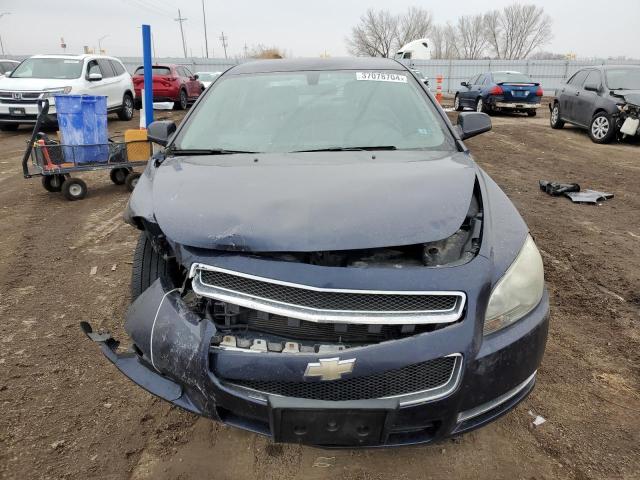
[292,146,397,153]
[166,147,257,156]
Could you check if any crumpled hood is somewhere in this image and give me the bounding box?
[610,90,640,106]
[152,151,477,252]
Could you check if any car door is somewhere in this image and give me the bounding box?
[460,75,479,107]
[182,66,199,98]
[559,70,588,123]
[469,74,485,104]
[574,69,602,127]
[85,59,108,99]
[97,59,121,108]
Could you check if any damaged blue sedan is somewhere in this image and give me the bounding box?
[83,57,549,447]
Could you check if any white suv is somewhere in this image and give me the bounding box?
[0,54,135,131]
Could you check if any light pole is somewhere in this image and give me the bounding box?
[0,12,11,56]
[98,35,109,54]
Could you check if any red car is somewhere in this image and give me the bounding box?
[133,64,203,110]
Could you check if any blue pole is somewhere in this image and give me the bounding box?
[142,24,154,127]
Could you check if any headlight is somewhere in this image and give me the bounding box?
[483,235,544,335]
[42,86,72,98]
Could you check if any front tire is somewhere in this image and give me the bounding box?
[131,232,175,300]
[454,95,463,112]
[527,110,537,117]
[550,103,565,129]
[589,111,616,144]
[118,93,135,121]
[61,178,87,201]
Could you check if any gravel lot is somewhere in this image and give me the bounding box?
[0,104,638,480]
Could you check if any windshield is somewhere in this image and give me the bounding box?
[134,66,171,76]
[174,70,453,154]
[605,68,640,90]
[10,58,83,79]
[197,72,219,81]
[492,72,533,84]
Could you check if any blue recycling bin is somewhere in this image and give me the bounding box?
[55,95,108,163]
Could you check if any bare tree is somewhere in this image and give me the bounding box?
[431,23,460,60]
[346,7,433,57]
[456,15,488,59]
[346,9,399,57]
[396,7,433,49]
[484,4,552,59]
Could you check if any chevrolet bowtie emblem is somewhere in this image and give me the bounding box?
[304,357,356,381]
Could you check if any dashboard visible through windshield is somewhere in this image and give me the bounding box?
[174,70,455,154]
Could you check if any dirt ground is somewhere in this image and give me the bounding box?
[0,104,638,480]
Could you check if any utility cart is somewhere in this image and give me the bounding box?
[21,98,151,201]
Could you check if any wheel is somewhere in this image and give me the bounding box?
[527,110,537,117]
[41,174,65,192]
[589,111,616,144]
[0,124,18,132]
[131,232,177,300]
[454,94,463,111]
[61,178,87,201]
[110,167,130,185]
[118,93,135,121]
[174,89,188,110]
[475,97,484,113]
[125,172,141,192]
[550,103,565,129]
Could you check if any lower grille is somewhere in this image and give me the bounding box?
[223,355,458,402]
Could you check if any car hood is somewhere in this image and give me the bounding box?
[0,77,77,90]
[151,151,478,252]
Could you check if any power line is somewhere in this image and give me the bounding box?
[175,9,188,58]
[219,32,228,59]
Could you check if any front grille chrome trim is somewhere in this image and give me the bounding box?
[219,353,463,406]
[190,263,466,325]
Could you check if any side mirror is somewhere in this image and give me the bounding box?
[88,72,103,82]
[455,112,492,140]
[4,70,12,76]
[192,74,199,80]
[584,82,599,92]
[147,120,177,146]
[460,81,468,88]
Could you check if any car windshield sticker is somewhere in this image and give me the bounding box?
[357,72,407,83]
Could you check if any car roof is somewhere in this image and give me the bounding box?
[29,54,122,62]
[229,57,406,74]
[0,59,19,63]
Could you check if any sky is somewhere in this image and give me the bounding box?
[1,0,639,59]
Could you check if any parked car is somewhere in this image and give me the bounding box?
[0,59,19,77]
[550,65,640,143]
[0,54,135,131]
[455,71,543,116]
[84,57,549,448]
[194,71,221,89]
[133,64,202,110]
[411,69,430,90]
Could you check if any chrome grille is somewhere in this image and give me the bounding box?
[200,269,457,312]
[192,265,466,325]
[222,355,460,402]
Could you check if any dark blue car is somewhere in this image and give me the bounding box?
[455,71,543,116]
[84,58,549,448]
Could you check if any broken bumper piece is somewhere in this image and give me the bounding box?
[84,277,549,447]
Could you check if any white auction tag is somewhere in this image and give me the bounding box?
[356,72,407,83]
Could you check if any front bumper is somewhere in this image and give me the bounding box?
[84,276,549,447]
[0,102,57,125]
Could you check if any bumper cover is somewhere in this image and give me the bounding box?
[493,102,540,110]
[84,276,549,447]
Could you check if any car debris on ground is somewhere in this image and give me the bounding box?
[539,180,614,204]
